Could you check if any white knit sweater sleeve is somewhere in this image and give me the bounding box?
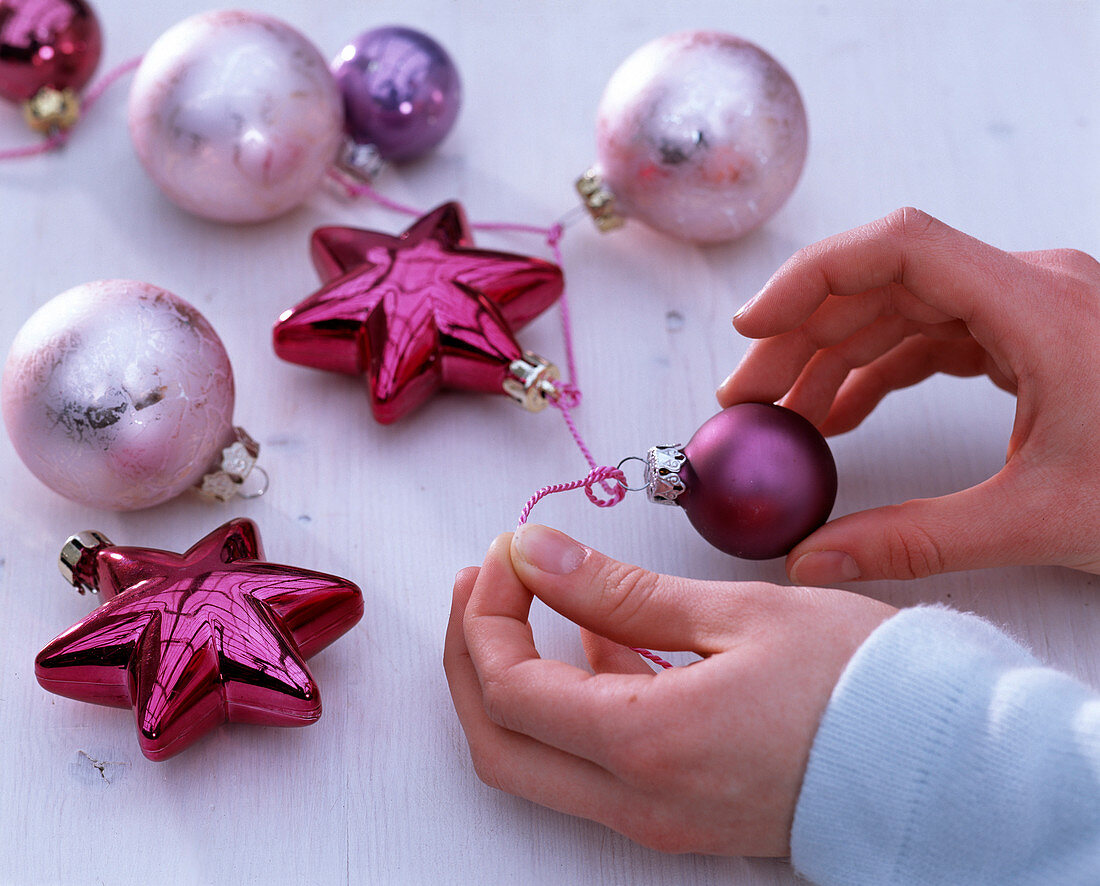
[790,605,1100,885]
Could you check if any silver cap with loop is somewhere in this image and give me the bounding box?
[198,427,269,502]
[504,352,561,413]
[644,444,687,505]
[575,167,625,233]
[23,86,80,134]
[59,530,113,595]
[336,137,386,182]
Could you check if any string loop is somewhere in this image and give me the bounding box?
[583,466,627,509]
[552,381,582,410]
[517,465,626,526]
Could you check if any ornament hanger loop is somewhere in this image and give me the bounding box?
[505,353,561,412]
[553,204,590,230]
[58,530,112,596]
[198,428,267,503]
[548,381,582,410]
[614,456,651,493]
[238,465,270,500]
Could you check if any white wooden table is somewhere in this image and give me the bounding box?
[1,2,1097,883]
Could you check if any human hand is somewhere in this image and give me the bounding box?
[718,207,1100,584]
[444,524,895,856]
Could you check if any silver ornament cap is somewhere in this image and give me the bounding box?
[644,444,687,505]
[198,427,268,502]
[504,352,561,413]
[575,167,625,233]
[336,137,386,182]
[59,530,113,594]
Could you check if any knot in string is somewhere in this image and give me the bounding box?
[516,465,626,527]
[582,465,628,508]
[551,382,582,410]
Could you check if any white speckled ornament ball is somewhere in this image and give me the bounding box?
[594,30,808,244]
[2,280,237,510]
[128,10,344,223]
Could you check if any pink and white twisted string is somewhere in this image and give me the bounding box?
[334,179,672,669]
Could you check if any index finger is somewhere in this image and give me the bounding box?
[733,208,1024,339]
[463,534,661,767]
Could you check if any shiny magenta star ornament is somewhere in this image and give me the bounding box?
[35,518,364,761]
[272,202,565,423]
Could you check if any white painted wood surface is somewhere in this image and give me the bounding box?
[1,2,1097,883]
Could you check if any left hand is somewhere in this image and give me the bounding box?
[444,525,895,856]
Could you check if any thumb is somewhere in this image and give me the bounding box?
[787,475,1045,584]
[510,524,750,654]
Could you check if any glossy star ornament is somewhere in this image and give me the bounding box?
[272,202,565,423]
[35,518,364,761]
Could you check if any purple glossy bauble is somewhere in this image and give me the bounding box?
[679,403,836,559]
[332,25,461,162]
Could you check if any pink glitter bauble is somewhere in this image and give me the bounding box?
[594,31,808,244]
[1,280,237,510]
[127,10,343,223]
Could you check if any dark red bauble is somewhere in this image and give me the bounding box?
[0,0,102,102]
[679,403,837,559]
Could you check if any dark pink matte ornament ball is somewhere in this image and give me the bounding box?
[677,403,837,559]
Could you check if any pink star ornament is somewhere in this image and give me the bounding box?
[273,202,565,423]
[35,518,364,761]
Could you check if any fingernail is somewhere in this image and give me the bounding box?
[791,551,861,585]
[514,524,587,575]
[715,371,737,402]
[733,293,759,320]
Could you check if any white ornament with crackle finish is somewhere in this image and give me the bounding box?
[128,10,344,223]
[592,30,808,244]
[1,279,237,510]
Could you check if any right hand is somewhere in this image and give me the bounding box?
[717,208,1100,583]
[444,526,895,856]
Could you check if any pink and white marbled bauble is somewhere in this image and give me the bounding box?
[1,280,236,510]
[128,10,343,223]
[595,31,808,244]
